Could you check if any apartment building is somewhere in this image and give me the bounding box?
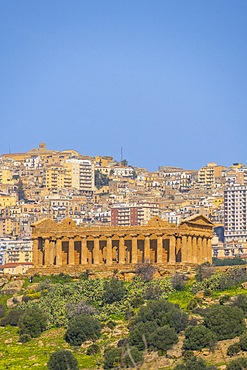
[0,238,33,265]
[111,203,159,226]
[45,165,70,191]
[224,184,247,243]
[65,158,94,195]
[198,162,226,185]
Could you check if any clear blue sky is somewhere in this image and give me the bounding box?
[0,0,247,171]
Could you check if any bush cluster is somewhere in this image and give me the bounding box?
[128,299,188,352]
[174,355,216,370]
[183,325,216,351]
[47,349,79,370]
[203,305,245,340]
[192,268,247,293]
[65,314,101,346]
[102,278,126,304]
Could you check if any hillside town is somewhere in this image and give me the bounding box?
[0,142,246,274]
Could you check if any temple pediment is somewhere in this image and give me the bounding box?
[59,218,78,229]
[179,214,214,229]
[32,218,58,232]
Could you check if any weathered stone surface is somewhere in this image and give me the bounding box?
[241,281,247,289]
[5,338,13,344]
[195,290,204,299]
[0,277,9,287]
[166,335,184,359]
[7,295,23,308]
[0,280,24,295]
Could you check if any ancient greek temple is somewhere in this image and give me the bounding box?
[31,215,213,270]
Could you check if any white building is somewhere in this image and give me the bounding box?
[224,185,247,243]
[65,159,94,195]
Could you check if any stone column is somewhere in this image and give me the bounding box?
[119,237,125,264]
[175,236,182,262]
[202,237,207,263]
[32,238,39,266]
[93,238,100,265]
[106,237,112,265]
[181,235,188,263]
[191,236,197,264]
[38,239,43,266]
[56,238,62,266]
[132,237,138,264]
[157,236,163,263]
[81,237,87,264]
[169,235,176,263]
[187,235,193,263]
[144,236,150,263]
[44,238,50,266]
[50,240,55,266]
[198,236,203,264]
[68,238,75,265]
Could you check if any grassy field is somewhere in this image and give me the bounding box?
[0,326,97,369]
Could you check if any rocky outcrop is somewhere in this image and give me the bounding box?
[0,280,24,295]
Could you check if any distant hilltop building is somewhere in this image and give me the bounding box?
[198,162,226,186]
[224,184,247,243]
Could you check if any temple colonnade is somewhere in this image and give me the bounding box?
[31,215,213,268]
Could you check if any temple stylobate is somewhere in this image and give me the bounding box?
[31,215,213,270]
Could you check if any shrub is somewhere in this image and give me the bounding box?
[227,343,241,357]
[232,294,247,314]
[65,314,101,346]
[239,332,247,351]
[19,334,31,343]
[204,305,245,340]
[171,273,186,291]
[195,263,214,282]
[219,295,231,305]
[187,297,202,311]
[204,289,211,297]
[174,355,216,370]
[226,357,247,370]
[0,307,23,326]
[66,300,97,319]
[132,299,188,332]
[22,295,30,303]
[0,303,5,318]
[129,321,158,351]
[117,338,128,347]
[135,263,156,282]
[213,257,246,266]
[129,299,187,351]
[183,325,217,351]
[103,347,121,369]
[130,293,144,308]
[125,307,135,321]
[149,325,178,353]
[38,279,52,292]
[47,349,79,370]
[192,268,247,293]
[102,278,126,304]
[86,344,100,355]
[123,346,143,368]
[143,284,163,300]
[19,306,48,338]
